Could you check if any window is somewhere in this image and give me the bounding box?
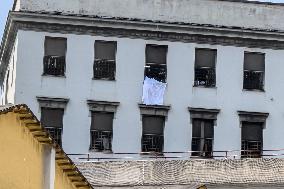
[194,48,216,87]
[90,112,114,152]
[145,44,168,83]
[87,100,120,152]
[37,96,69,147]
[191,119,214,158]
[142,115,165,153]
[41,108,64,146]
[243,52,265,90]
[139,104,170,154]
[241,122,263,158]
[94,41,117,80]
[189,108,220,158]
[43,37,67,76]
[238,111,268,158]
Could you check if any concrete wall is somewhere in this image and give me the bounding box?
[16,0,284,31]
[13,30,284,156]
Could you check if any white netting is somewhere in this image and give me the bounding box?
[76,158,284,188]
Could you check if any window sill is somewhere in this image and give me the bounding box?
[193,85,217,89]
[92,78,116,81]
[42,74,66,78]
[89,149,113,154]
[242,89,265,93]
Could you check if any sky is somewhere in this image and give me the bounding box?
[0,0,284,40]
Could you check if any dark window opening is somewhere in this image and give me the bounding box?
[43,37,67,76]
[145,45,168,83]
[90,112,114,152]
[194,48,216,87]
[94,41,117,80]
[41,107,64,146]
[241,122,263,158]
[243,52,265,90]
[191,119,214,158]
[142,115,165,153]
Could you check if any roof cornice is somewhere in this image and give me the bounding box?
[2,11,284,84]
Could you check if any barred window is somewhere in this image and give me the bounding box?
[194,48,216,87]
[94,41,117,80]
[241,122,263,158]
[145,44,168,83]
[90,112,114,152]
[43,37,67,76]
[191,119,214,158]
[41,108,64,146]
[142,115,165,153]
[243,52,265,90]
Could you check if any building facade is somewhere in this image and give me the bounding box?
[1,0,284,160]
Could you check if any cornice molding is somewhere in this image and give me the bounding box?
[2,11,284,84]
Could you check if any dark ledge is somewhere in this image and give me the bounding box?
[36,96,69,103]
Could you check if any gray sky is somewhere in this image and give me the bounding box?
[1,0,284,40]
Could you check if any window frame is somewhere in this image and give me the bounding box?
[194,48,217,88]
[139,104,170,154]
[145,44,168,83]
[43,36,67,77]
[37,96,69,147]
[87,100,120,153]
[93,40,117,81]
[238,111,269,158]
[189,107,220,158]
[243,51,265,91]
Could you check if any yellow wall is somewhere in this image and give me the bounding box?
[0,112,78,189]
[0,112,46,189]
[55,163,78,189]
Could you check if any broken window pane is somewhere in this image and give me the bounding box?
[94,41,117,80]
[194,48,216,87]
[145,44,168,82]
[191,119,214,158]
[43,37,67,76]
[241,122,263,158]
[90,112,114,152]
[142,115,165,153]
[243,52,265,90]
[41,107,64,146]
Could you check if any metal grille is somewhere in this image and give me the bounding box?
[191,138,213,158]
[93,59,116,80]
[45,127,62,146]
[43,55,65,76]
[241,140,262,158]
[194,68,216,87]
[144,64,167,83]
[142,134,164,153]
[243,70,264,90]
[90,130,113,152]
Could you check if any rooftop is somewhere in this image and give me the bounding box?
[12,0,284,31]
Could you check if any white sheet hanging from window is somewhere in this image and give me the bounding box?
[142,77,167,105]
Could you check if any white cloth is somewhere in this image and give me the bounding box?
[142,77,167,105]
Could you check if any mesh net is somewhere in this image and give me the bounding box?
[75,158,284,188]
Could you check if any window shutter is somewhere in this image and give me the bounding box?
[41,108,64,128]
[192,119,214,138]
[146,45,168,64]
[91,112,114,131]
[242,122,263,141]
[142,116,165,135]
[44,37,67,57]
[95,41,117,60]
[244,52,265,71]
[195,48,217,68]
